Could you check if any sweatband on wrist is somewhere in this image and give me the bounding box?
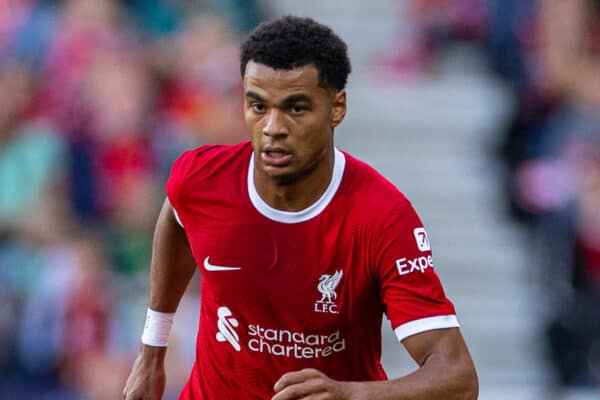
[141,308,175,347]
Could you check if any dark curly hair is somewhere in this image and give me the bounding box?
[240,16,351,91]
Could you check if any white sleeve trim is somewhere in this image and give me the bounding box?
[172,208,184,228]
[394,315,460,342]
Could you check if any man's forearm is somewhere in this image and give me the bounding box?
[348,355,478,400]
[349,328,478,400]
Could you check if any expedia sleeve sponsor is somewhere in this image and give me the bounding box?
[374,200,457,334]
[395,255,434,276]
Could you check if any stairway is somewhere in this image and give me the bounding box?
[264,1,552,398]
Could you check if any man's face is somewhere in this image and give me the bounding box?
[243,61,346,184]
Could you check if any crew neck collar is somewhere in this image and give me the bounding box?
[247,148,345,223]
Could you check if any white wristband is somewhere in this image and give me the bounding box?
[141,309,175,347]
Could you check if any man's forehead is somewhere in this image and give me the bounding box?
[243,61,321,91]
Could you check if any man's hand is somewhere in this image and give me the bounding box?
[123,345,167,400]
[272,368,353,400]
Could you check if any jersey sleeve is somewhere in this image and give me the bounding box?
[374,199,459,342]
[165,149,197,227]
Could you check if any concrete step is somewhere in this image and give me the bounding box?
[345,78,512,132]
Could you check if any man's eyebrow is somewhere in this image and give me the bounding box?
[245,91,313,105]
[282,94,313,104]
[245,91,264,101]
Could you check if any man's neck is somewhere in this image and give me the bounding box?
[253,149,335,212]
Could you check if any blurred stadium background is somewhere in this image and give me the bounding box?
[1,0,599,399]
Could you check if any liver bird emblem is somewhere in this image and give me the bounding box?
[317,270,343,304]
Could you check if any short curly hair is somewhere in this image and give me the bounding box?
[240,16,351,91]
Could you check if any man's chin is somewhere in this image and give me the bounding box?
[260,166,296,185]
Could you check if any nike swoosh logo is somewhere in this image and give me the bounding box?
[203,256,241,272]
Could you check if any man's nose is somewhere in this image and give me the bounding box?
[263,109,288,137]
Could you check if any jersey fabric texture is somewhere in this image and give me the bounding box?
[166,142,459,400]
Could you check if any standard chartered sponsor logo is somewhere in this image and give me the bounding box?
[248,324,346,359]
[396,255,434,276]
[215,307,346,358]
[216,306,241,351]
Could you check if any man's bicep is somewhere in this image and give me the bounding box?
[148,198,197,311]
[154,197,195,268]
[401,327,470,367]
[400,328,478,399]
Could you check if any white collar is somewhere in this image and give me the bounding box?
[247,148,345,223]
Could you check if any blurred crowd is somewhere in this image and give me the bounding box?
[384,0,600,391]
[0,0,265,398]
[490,0,600,390]
[1,0,600,398]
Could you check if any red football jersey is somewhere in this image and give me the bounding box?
[166,142,458,400]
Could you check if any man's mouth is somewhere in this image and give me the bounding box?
[261,149,292,166]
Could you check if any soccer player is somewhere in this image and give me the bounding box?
[124,16,478,400]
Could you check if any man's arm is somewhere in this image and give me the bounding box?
[273,328,478,400]
[540,0,600,105]
[147,198,197,313]
[123,198,197,400]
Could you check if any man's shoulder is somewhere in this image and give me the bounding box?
[341,152,426,240]
[171,141,251,180]
[177,141,251,165]
[342,151,410,207]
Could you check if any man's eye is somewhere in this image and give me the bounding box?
[252,104,266,113]
[290,105,305,114]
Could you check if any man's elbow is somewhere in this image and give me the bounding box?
[457,361,478,400]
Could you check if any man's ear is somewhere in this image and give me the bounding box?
[331,90,347,128]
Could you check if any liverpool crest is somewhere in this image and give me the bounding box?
[314,270,343,314]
